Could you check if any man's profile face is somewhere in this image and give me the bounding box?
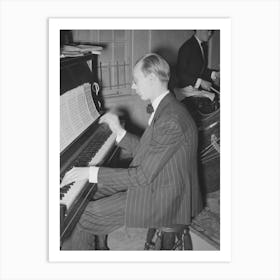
[131,64,152,101]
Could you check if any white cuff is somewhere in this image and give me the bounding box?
[195,78,202,89]
[89,166,99,183]
[116,129,126,143]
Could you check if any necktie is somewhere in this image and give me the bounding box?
[201,42,207,73]
[146,103,154,114]
[201,42,207,60]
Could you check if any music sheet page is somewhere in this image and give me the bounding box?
[60,83,99,152]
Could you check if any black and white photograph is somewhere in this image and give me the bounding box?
[59,29,221,251]
[49,18,231,261]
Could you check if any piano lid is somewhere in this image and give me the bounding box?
[60,53,98,95]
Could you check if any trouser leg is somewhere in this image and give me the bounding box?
[61,191,127,250]
[61,222,96,250]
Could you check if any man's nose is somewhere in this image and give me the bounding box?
[131,82,136,90]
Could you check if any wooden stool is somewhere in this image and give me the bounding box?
[144,226,192,250]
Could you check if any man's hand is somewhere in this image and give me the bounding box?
[200,79,212,91]
[60,167,89,188]
[99,112,125,138]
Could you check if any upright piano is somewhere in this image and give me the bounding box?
[59,53,119,246]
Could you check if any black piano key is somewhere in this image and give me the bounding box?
[60,184,72,193]
[60,188,68,194]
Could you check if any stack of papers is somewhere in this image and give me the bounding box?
[61,44,103,57]
[174,87,215,102]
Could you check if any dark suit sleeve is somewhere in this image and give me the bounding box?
[98,116,183,189]
[177,40,214,87]
[200,43,214,82]
[201,68,213,82]
[176,45,198,87]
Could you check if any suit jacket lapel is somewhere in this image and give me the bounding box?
[150,93,174,126]
[132,93,174,165]
[192,36,204,61]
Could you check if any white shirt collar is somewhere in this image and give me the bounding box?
[148,90,169,125]
[194,35,205,58]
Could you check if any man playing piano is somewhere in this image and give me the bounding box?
[61,53,203,250]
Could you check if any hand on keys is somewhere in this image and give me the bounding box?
[60,167,90,188]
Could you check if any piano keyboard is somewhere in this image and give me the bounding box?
[88,131,116,165]
[60,180,88,211]
[60,124,116,211]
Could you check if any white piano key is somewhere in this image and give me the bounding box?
[60,179,88,210]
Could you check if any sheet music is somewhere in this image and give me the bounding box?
[60,83,100,152]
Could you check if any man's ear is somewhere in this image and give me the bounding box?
[148,72,157,83]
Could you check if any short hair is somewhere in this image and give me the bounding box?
[135,53,170,83]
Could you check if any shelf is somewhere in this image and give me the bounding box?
[60,53,97,69]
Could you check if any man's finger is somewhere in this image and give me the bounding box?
[60,171,75,187]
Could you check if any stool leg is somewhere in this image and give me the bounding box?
[144,228,157,250]
[183,229,193,250]
[161,232,175,250]
[174,232,183,250]
[154,230,163,250]
[146,228,156,244]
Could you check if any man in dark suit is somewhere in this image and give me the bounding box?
[174,30,219,102]
[61,53,203,250]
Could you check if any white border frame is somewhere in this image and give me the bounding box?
[49,18,231,262]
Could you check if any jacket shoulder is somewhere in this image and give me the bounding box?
[179,36,196,52]
[160,95,195,125]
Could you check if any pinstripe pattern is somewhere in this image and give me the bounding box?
[98,93,203,228]
[63,93,203,249]
[62,192,126,249]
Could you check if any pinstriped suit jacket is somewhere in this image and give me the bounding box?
[98,93,203,227]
